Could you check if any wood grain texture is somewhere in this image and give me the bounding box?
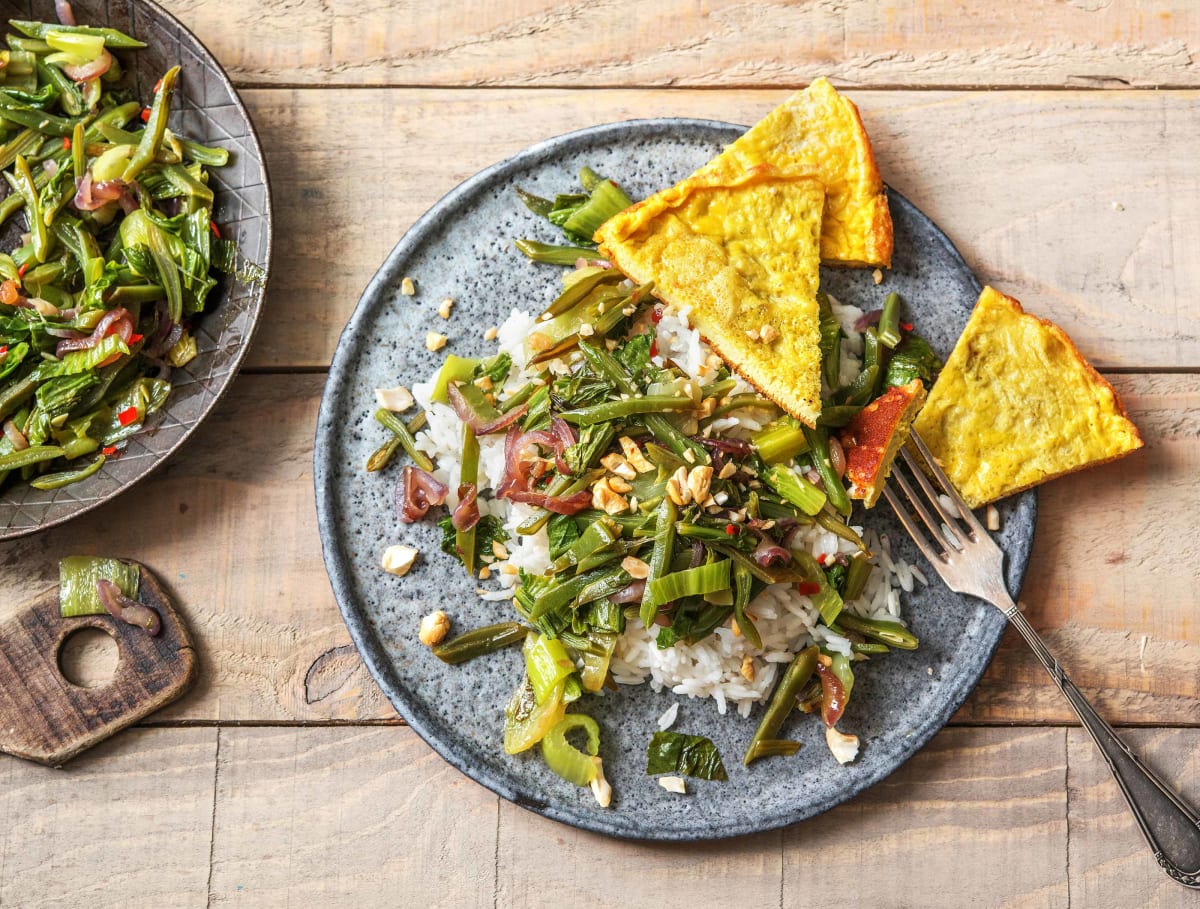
[242,88,1200,372]
[1067,728,1200,907]
[208,726,497,908]
[0,727,216,909]
[783,727,1069,909]
[1,375,1194,728]
[0,562,196,766]
[157,0,1200,88]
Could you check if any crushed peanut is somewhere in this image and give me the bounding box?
[759,324,779,344]
[682,448,696,464]
[425,331,447,352]
[492,540,509,560]
[658,776,687,795]
[621,556,651,580]
[600,452,638,480]
[527,331,553,351]
[483,325,499,341]
[578,322,595,337]
[872,268,883,285]
[621,306,636,317]
[745,327,760,342]
[500,563,519,576]
[666,466,692,506]
[381,544,418,577]
[718,461,737,480]
[374,385,414,412]
[592,478,630,514]
[740,656,756,682]
[608,475,633,494]
[474,375,494,391]
[986,504,1001,531]
[438,297,454,319]
[619,437,655,473]
[401,276,416,296]
[686,465,713,503]
[418,610,450,646]
[478,566,492,580]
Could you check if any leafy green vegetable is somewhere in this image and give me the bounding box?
[884,334,943,389]
[546,513,582,561]
[475,352,512,385]
[438,514,508,567]
[646,730,728,781]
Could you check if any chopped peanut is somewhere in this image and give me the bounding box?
[592,478,629,515]
[618,437,654,473]
[401,276,416,296]
[759,324,779,344]
[608,475,633,494]
[418,610,450,646]
[381,544,418,577]
[621,556,651,580]
[425,331,447,352]
[527,331,553,351]
[872,268,883,285]
[374,385,414,412]
[718,461,737,480]
[745,327,760,342]
[437,297,454,319]
[686,465,713,503]
[666,466,692,506]
[483,325,499,341]
[492,540,509,560]
[740,656,756,682]
[600,452,638,481]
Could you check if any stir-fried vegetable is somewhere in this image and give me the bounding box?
[58,554,138,616]
[0,17,259,495]
[646,730,728,781]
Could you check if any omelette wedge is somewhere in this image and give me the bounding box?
[840,378,927,508]
[692,77,892,268]
[913,286,1143,509]
[596,167,826,426]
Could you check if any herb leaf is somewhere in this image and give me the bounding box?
[547,513,581,561]
[646,730,728,781]
[884,334,942,389]
[439,514,508,566]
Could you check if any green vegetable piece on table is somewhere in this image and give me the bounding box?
[59,555,140,617]
[646,730,728,781]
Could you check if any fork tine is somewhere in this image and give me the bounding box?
[898,447,968,544]
[890,457,961,550]
[882,484,945,565]
[908,430,988,535]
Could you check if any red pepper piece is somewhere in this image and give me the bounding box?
[117,406,139,426]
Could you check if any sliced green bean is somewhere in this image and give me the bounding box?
[10,21,147,48]
[0,444,63,470]
[639,496,676,627]
[122,65,178,181]
[374,408,433,472]
[456,423,480,576]
[834,613,918,650]
[7,155,47,261]
[514,239,598,266]
[743,645,818,766]
[30,453,104,489]
[802,424,851,517]
[878,291,902,349]
[432,622,528,664]
[558,394,692,425]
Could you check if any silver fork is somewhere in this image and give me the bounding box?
[884,430,1200,890]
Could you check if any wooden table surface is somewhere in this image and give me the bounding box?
[2,2,1198,906]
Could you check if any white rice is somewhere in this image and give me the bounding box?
[408,305,914,718]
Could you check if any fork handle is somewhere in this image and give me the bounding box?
[1006,606,1200,888]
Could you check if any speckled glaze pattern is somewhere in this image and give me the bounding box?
[0,0,271,538]
[315,119,1036,841]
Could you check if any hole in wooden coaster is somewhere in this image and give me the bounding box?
[59,627,120,689]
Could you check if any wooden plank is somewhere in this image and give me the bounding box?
[958,375,1200,725]
[0,727,216,909]
[158,0,1200,88]
[208,726,497,908]
[1067,727,1200,906]
[0,374,1192,726]
[782,727,1068,908]
[242,88,1200,371]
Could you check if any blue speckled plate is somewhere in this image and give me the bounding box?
[315,120,1037,841]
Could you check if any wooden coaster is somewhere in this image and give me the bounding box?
[0,561,197,767]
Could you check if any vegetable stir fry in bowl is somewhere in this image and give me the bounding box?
[0,2,270,537]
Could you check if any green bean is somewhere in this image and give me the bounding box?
[743,645,818,765]
[0,372,38,421]
[0,128,41,171]
[177,137,229,167]
[0,444,64,470]
[834,614,919,650]
[7,155,47,261]
[530,563,626,621]
[456,423,480,576]
[842,552,873,601]
[498,378,538,414]
[816,404,862,428]
[374,408,433,472]
[9,20,147,49]
[878,291,902,348]
[105,284,166,307]
[817,291,842,389]
[432,622,528,664]
[36,58,83,117]
[0,94,77,136]
[542,267,625,319]
[732,562,762,649]
[851,641,890,655]
[558,394,692,425]
[515,188,554,218]
[60,435,99,460]
[122,65,178,181]
[704,393,778,422]
[837,364,880,407]
[802,424,851,516]
[639,496,676,627]
[515,469,603,535]
[514,239,599,266]
[30,453,104,489]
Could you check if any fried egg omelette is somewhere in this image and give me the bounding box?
[597,168,826,425]
[691,77,892,268]
[840,378,927,508]
[913,286,1143,509]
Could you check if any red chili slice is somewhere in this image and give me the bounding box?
[117,406,139,426]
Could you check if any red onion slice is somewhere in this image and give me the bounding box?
[816,662,847,727]
[3,419,28,452]
[853,309,883,332]
[396,467,448,523]
[73,172,127,211]
[451,484,481,532]
[446,382,528,435]
[609,580,646,604]
[55,307,132,358]
[752,535,791,568]
[54,0,76,25]
[96,579,162,636]
[63,49,112,83]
